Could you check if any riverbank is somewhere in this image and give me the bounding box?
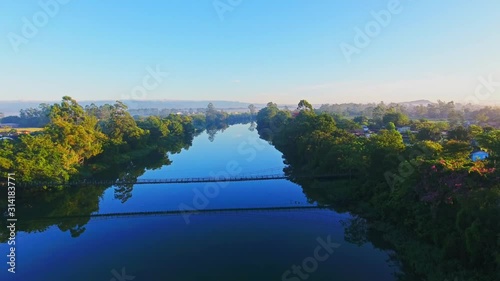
[256,102,500,281]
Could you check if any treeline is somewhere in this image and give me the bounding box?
[0,129,188,242]
[4,100,500,130]
[0,100,254,240]
[317,101,500,128]
[187,103,255,142]
[316,103,500,148]
[0,98,256,186]
[257,101,500,280]
[0,96,195,188]
[0,104,51,127]
[191,102,255,128]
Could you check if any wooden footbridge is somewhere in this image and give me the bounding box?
[14,173,353,188]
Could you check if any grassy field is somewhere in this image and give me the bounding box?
[0,127,44,133]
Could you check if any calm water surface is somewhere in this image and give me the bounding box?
[1,124,399,281]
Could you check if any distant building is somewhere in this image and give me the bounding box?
[397,126,411,133]
[471,151,489,162]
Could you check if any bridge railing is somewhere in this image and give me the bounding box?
[13,172,356,188]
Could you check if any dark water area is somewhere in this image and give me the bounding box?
[0,124,400,281]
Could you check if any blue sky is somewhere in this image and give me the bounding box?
[1,0,499,104]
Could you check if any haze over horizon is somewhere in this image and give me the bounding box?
[2,97,500,106]
[1,0,499,104]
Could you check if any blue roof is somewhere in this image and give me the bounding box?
[471,151,489,161]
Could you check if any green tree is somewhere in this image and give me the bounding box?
[448,110,464,128]
[448,126,471,142]
[412,140,443,160]
[297,100,313,111]
[248,104,256,116]
[206,102,216,123]
[416,122,443,142]
[372,103,387,127]
[386,122,396,131]
[0,140,14,171]
[366,129,406,183]
[442,140,472,161]
[100,101,146,148]
[46,96,105,164]
[353,116,369,126]
[468,125,483,138]
[137,116,170,142]
[256,102,279,132]
[383,111,410,127]
[205,103,228,127]
[15,134,77,184]
[477,130,500,161]
[369,130,405,151]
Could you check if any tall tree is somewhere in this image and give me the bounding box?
[46,96,105,164]
[100,101,146,148]
[477,130,500,161]
[14,134,78,183]
[297,100,313,111]
[248,104,256,116]
[383,111,410,127]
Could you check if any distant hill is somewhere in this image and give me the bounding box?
[398,100,434,106]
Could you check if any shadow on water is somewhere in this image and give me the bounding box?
[0,131,196,243]
[256,118,498,281]
[0,122,482,281]
[283,166,489,281]
[0,122,247,243]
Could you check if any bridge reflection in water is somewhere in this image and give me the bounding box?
[18,205,334,222]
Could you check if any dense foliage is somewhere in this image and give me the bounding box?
[0,98,256,188]
[257,101,500,281]
[0,97,201,241]
[0,98,258,243]
[0,96,196,189]
[317,101,500,130]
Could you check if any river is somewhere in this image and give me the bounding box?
[0,124,400,281]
